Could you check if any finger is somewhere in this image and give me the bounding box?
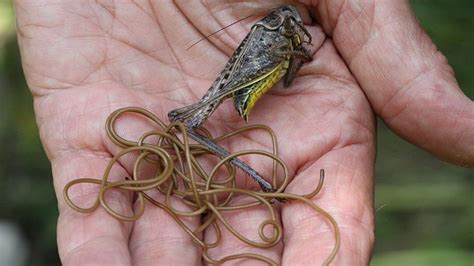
[22,74,135,264]
[100,107,203,264]
[203,194,283,265]
[282,154,374,265]
[54,153,133,264]
[280,40,376,265]
[314,0,474,166]
[129,192,202,265]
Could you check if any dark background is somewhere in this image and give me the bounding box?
[0,1,472,265]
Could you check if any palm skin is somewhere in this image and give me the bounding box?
[15,0,473,265]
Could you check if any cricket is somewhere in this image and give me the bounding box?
[168,5,313,192]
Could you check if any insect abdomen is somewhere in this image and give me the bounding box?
[235,59,289,121]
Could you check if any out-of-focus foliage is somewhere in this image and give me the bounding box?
[0,1,59,265]
[371,249,473,266]
[373,1,474,265]
[411,0,474,98]
[0,1,472,265]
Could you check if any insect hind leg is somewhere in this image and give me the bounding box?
[168,101,204,122]
[186,101,221,128]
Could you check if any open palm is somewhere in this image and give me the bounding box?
[16,1,473,265]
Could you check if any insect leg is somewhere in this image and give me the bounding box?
[168,101,204,122]
[283,46,312,87]
[186,100,221,129]
[186,129,274,192]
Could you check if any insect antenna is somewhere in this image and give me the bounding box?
[186,7,280,51]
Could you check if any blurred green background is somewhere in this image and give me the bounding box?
[0,0,472,265]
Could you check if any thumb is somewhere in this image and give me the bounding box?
[314,0,474,166]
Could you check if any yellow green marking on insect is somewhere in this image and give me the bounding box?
[239,58,290,121]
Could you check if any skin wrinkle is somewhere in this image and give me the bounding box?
[208,242,281,259]
[392,84,468,153]
[292,128,342,181]
[287,113,337,157]
[19,9,103,93]
[332,123,372,152]
[95,2,189,85]
[85,4,116,78]
[316,69,356,87]
[60,105,76,155]
[293,155,327,188]
[341,8,421,103]
[36,87,118,158]
[62,234,131,264]
[341,93,374,137]
[284,214,340,241]
[225,5,251,48]
[41,41,103,91]
[147,3,183,66]
[129,233,198,252]
[331,212,374,240]
[109,8,159,51]
[323,0,346,35]
[319,202,373,236]
[206,3,257,54]
[139,7,215,103]
[339,11,375,66]
[338,233,369,265]
[380,63,432,122]
[108,35,167,67]
[148,15,208,69]
[177,5,224,48]
[148,2,204,100]
[128,194,202,263]
[131,0,156,19]
[54,145,112,164]
[100,39,117,85]
[107,44,173,69]
[62,7,109,83]
[94,0,116,19]
[283,199,374,254]
[30,73,79,94]
[16,23,54,36]
[287,96,315,120]
[130,245,200,265]
[344,158,372,220]
[42,92,115,163]
[176,2,237,57]
[70,6,103,30]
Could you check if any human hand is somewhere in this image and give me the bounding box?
[15,0,473,265]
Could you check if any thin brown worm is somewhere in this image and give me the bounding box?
[63,107,340,265]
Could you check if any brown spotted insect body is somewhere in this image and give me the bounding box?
[168,5,312,192]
